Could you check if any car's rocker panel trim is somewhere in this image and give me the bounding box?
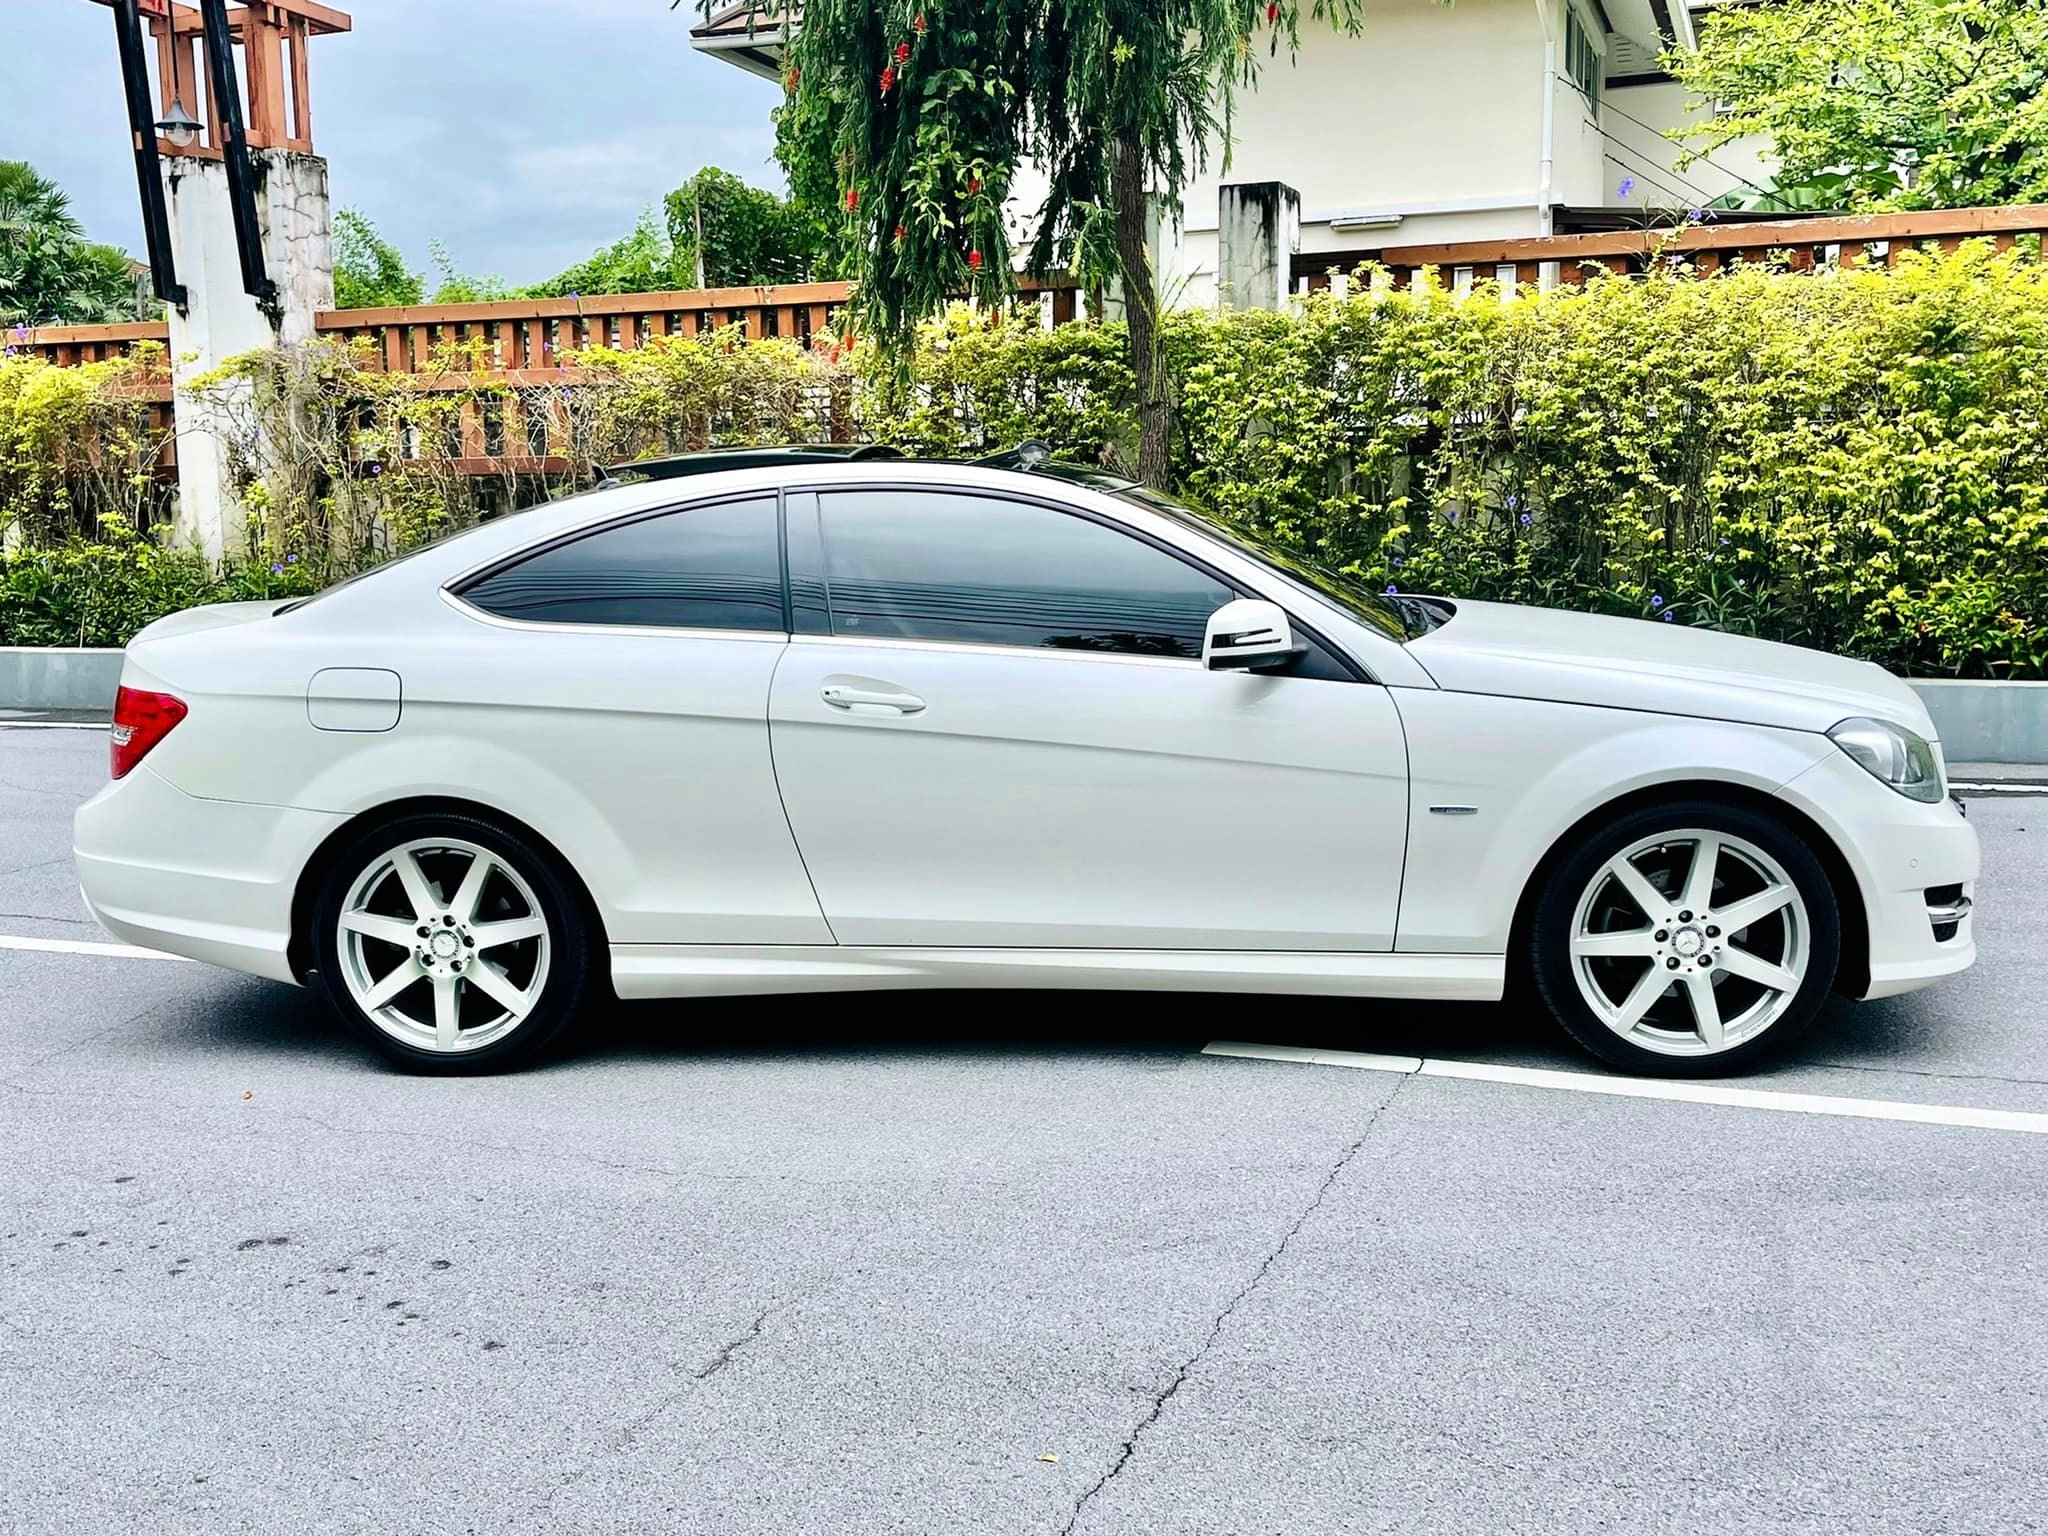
[606,945,1505,1000]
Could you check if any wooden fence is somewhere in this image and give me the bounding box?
[1293,203,2048,294]
[10,276,1085,480]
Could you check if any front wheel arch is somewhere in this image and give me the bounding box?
[289,796,612,993]
[1505,779,1868,1001]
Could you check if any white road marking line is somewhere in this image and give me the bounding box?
[1202,1041,2048,1136]
[0,721,109,730]
[0,933,191,963]
[1950,781,2046,795]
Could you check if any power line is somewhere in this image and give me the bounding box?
[1553,73,1801,212]
[1601,151,1707,210]
[1599,129,1716,204]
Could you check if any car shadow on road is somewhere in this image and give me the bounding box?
[158,969,1940,1083]
[588,987,1557,1068]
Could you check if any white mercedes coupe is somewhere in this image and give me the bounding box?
[75,447,1978,1075]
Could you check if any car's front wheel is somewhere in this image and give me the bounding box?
[1529,800,1840,1076]
[311,812,593,1073]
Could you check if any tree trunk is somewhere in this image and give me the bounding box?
[1110,130,1171,490]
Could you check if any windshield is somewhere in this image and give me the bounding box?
[1110,483,1431,643]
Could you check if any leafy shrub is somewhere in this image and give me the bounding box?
[1,345,174,546]
[1161,243,2048,677]
[0,517,323,647]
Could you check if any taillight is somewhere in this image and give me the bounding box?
[110,687,187,780]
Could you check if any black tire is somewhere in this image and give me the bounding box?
[1528,798,1841,1077]
[311,810,595,1074]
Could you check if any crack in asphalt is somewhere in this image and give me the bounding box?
[2,996,174,1083]
[1056,1072,1412,1536]
[1788,1056,2048,1089]
[520,1300,790,1522]
[693,1303,777,1381]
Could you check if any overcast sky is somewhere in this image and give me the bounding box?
[1,0,785,286]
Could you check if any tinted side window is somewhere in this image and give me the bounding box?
[813,491,1234,657]
[461,497,783,631]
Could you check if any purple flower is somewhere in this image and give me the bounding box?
[369,462,383,477]
[286,553,299,565]
[1686,208,1705,224]
[10,324,26,340]
[270,562,284,575]
[1651,594,1665,609]
[1617,177,1635,199]
[1384,583,1399,595]
[1661,611,1675,622]
[1391,555,1404,568]
[1519,512,1533,526]
[1444,507,1459,525]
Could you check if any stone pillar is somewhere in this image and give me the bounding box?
[1217,181,1300,312]
[163,149,334,562]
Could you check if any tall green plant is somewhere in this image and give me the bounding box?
[1671,0,2048,210]
[332,208,425,309]
[705,0,1370,488]
[0,160,144,326]
[665,167,835,287]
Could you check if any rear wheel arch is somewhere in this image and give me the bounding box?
[289,796,612,989]
[1506,779,1869,1000]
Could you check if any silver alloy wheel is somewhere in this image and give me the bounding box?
[1568,827,1809,1059]
[336,837,551,1055]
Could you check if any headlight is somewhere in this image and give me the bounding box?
[1828,717,1946,803]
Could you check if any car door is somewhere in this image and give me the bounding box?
[445,492,830,945]
[767,486,1410,950]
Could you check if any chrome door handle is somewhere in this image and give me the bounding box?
[821,683,925,715]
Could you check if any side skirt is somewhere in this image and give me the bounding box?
[609,945,1505,1002]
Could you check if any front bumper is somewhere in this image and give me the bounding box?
[1777,751,1980,1000]
[73,765,345,984]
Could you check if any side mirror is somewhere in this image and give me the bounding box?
[1202,598,1303,672]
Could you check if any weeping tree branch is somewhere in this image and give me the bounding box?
[696,0,1370,488]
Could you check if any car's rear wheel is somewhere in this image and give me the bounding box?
[312,812,593,1073]
[1529,800,1840,1076]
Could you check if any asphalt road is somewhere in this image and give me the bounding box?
[2,726,2044,1535]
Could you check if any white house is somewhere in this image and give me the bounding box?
[689,0,1777,306]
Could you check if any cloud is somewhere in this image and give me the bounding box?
[2,0,789,286]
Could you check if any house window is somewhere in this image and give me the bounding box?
[1565,5,1601,112]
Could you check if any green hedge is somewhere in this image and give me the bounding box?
[875,247,2047,678]
[4,244,2044,675]
[0,522,320,648]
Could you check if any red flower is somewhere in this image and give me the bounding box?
[1266,2,1279,19]
[880,65,895,94]
[914,12,926,32]
[895,41,911,62]
[968,249,984,271]
[784,66,799,91]
[893,224,907,242]
[967,175,982,194]
[844,188,859,211]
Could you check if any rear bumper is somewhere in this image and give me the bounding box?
[1777,752,1980,1001]
[73,766,344,985]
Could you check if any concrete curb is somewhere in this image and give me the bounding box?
[0,648,123,713]
[0,649,2043,765]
